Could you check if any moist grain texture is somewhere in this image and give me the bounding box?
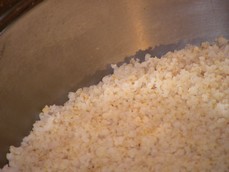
[1,38,229,172]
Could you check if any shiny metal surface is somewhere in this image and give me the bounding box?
[0,0,228,166]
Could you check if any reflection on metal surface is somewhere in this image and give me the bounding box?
[127,1,149,49]
[0,0,228,167]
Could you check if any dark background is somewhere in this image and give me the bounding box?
[0,0,43,32]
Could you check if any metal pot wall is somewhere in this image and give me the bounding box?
[0,0,228,166]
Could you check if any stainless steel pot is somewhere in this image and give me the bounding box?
[0,0,228,166]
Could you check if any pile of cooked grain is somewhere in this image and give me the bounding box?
[2,38,229,172]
